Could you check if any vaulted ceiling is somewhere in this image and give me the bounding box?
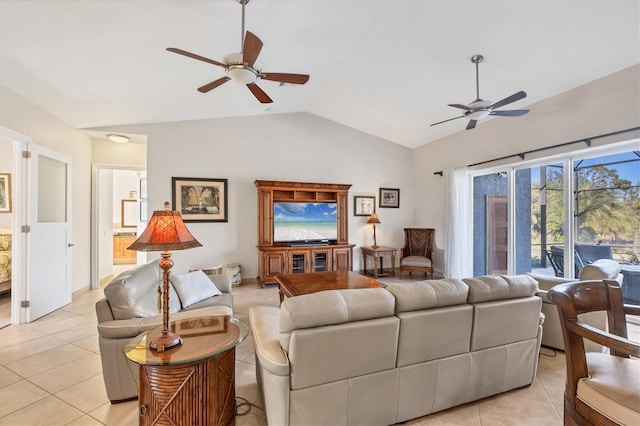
[0,0,638,148]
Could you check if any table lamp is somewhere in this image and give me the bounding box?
[367,213,381,249]
[128,201,202,352]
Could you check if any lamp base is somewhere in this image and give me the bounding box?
[149,331,183,352]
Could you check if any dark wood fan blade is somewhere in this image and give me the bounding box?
[247,83,273,103]
[197,77,231,93]
[260,73,310,85]
[243,31,263,67]
[490,109,529,117]
[166,48,227,68]
[466,120,477,130]
[448,103,472,111]
[489,91,527,110]
[430,115,466,126]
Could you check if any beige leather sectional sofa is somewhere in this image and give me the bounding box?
[95,259,234,402]
[531,258,624,352]
[250,274,543,425]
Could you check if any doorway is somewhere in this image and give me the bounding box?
[91,165,147,289]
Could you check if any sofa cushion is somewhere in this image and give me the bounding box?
[279,288,395,352]
[579,259,621,280]
[464,274,538,303]
[171,269,222,308]
[385,279,468,313]
[103,259,181,320]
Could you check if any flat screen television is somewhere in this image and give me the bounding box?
[273,202,337,243]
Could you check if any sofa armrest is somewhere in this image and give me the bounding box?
[536,289,551,304]
[97,316,163,339]
[250,306,290,376]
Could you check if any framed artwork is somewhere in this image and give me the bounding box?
[0,174,11,213]
[139,178,147,199]
[354,196,375,216]
[379,188,400,208]
[121,199,138,227]
[172,316,228,337]
[140,200,148,222]
[172,177,228,222]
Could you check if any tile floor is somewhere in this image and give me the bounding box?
[0,274,635,425]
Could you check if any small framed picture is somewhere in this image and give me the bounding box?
[379,188,400,208]
[0,174,11,213]
[354,196,375,216]
[140,200,148,222]
[172,177,228,222]
[139,178,147,199]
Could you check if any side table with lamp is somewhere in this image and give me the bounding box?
[125,202,247,425]
[361,213,397,278]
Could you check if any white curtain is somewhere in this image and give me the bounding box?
[444,167,473,278]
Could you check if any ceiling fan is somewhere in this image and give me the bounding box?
[431,55,529,130]
[166,0,309,104]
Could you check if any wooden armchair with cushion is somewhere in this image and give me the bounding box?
[399,228,434,279]
[548,280,640,425]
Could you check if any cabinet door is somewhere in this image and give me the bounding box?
[333,247,352,271]
[311,248,331,272]
[262,251,286,279]
[336,192,349,244]
[288,250,309,274]
[257,190,273,245]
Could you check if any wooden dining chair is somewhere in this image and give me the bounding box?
[548,280,640,425]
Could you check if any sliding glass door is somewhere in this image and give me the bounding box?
[472,147,639,280]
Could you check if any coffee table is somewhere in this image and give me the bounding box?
[275,270,384,304]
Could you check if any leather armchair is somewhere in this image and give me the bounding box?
[531,258,623,351]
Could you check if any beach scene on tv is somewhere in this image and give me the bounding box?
[273,202,338,242]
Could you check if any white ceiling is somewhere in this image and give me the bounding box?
[1,0,638,148]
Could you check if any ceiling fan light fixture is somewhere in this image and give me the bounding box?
[468,109,491,120]
[107,134,130,143]
[227,65,258,84]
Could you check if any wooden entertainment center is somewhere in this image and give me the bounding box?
[255,180,355,287]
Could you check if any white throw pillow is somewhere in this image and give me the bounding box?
[171,269,222,308]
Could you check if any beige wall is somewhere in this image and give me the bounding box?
[412,64,640,272]
[92,138,146,167]
[0,85,92,292]
[97,112,414,279]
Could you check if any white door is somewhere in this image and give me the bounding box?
[27,144,72,321]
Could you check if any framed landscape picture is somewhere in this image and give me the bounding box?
[0,174,11,213]
[172,177,228,222]
[354,196,375,216]
[379,188,400,208]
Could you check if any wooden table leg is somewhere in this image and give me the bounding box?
[374,256,379,278]
[391,253,396,276]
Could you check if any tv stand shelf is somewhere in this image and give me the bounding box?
[255,180,354,287]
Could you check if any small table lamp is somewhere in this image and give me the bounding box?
[128,201,202,352]
[367,213,381,249]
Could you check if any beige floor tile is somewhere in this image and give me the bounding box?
[65,414,104,426]
[236,359,261,406]
[0,365,21,388]
[504,377,552,405]
[0,335,68,365]
[235,410,267,426]
[53,323,98,344]
[537,349,566,375]
[31,314,97,336]
[0,395,83,425]
[72,335,100,353]
[536,369,566,407]
[5,344,94,378]
[56,373,109,413]
[0,326,47,347]
[0,380,49,417]
[412,403,481,425]
[29,353,102,394]
[88,400,138,426]
[478,393,562,425]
